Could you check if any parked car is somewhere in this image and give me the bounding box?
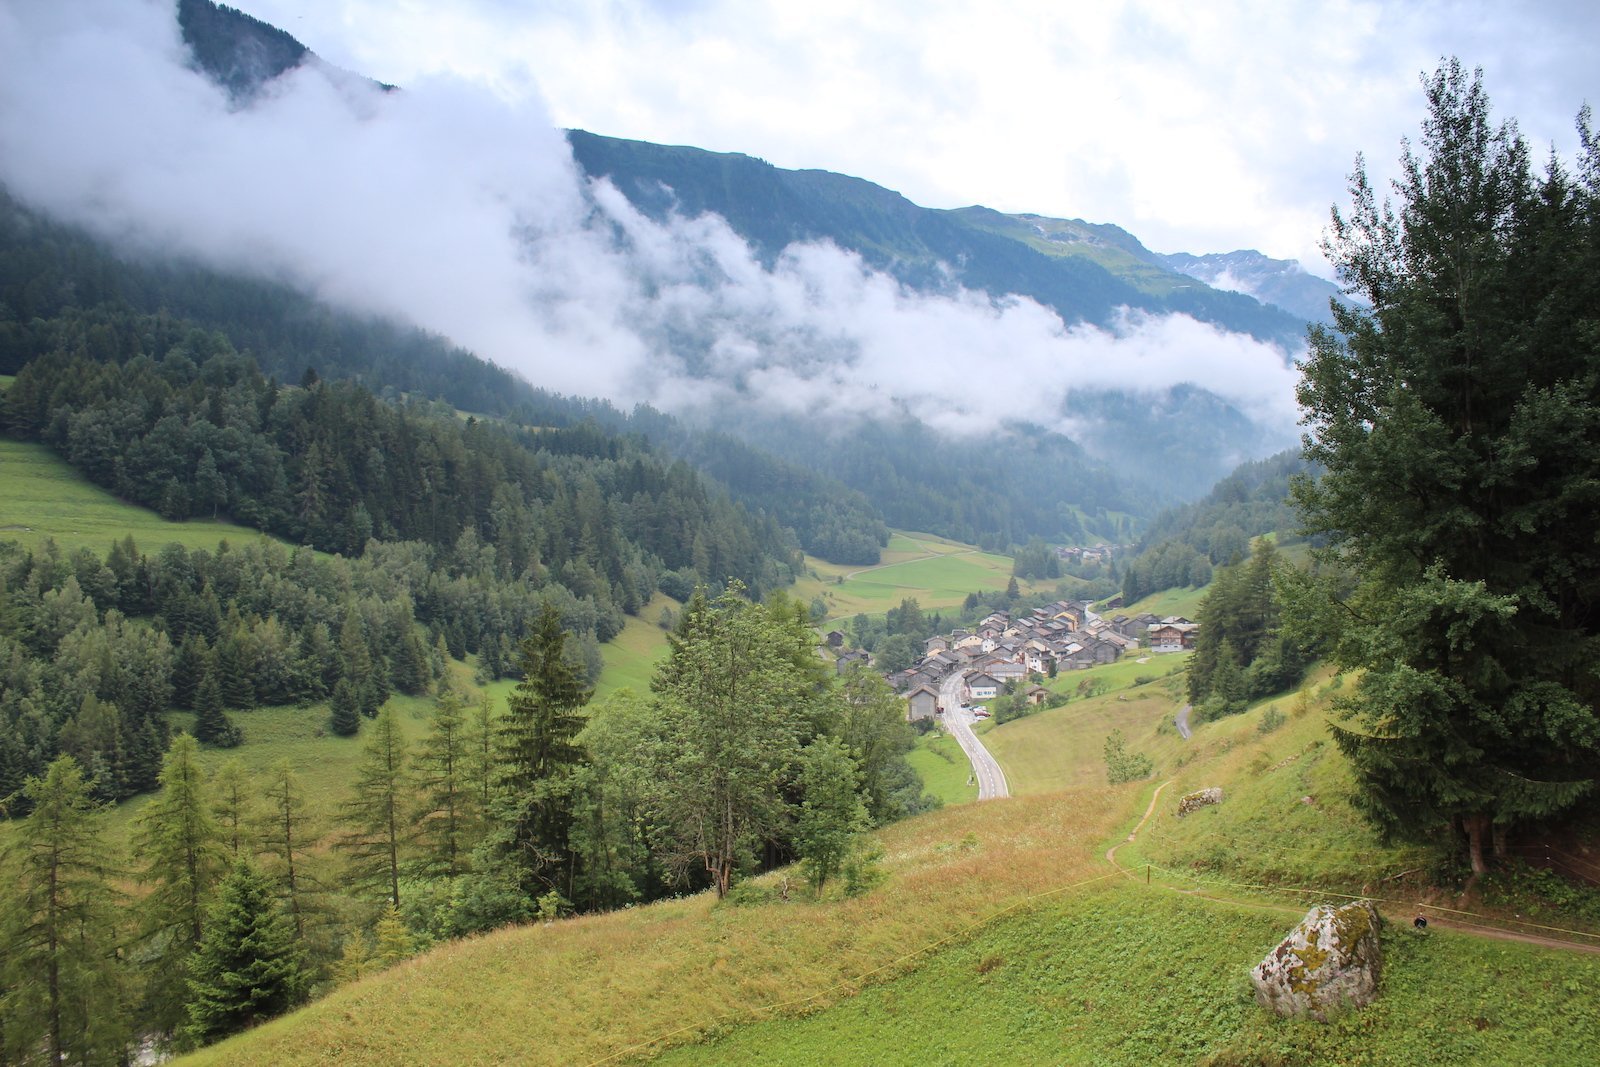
[972,706,990,718]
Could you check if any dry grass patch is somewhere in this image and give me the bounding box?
[179,788,1133,1066]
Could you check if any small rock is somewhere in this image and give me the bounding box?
[1175,787,1223,817]
[1251,900,1382,1022]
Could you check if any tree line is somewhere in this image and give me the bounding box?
[0,589,930,1060]
[0,531,648,808]
[2,329,795,602]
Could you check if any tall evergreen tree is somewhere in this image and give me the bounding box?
[132,733,227,1037]
[210,756,254,859]
[257,759,323,942]
[328,677,362,737]
[1293,61,1600,873]
[338,703,412,908]
[494,603,591,899]
[0,757,129,1065]
[192,667,242,748]
[184,857,307,1045]
[415,691,473,879]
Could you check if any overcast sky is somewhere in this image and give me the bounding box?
[0,0,1591,456]
[241,0,1598,274]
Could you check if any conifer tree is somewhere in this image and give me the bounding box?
[184,857,307,1045]
[1294,61,1600,873]
[193,667,242,747]
[328,677,361,737]
[210,757,254,858]
[0,756,130,1065]
[257,759,323,941]
[371,904,414,969]
[415,691,472,878]
[494,603,591,898]
[339,703,413,907]
[133,733,227,1036]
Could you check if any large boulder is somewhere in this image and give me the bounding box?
[1175,787,1222,816]
[1251,900,1382,1022]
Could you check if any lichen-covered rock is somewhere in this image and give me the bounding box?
[1175,787,1223,816]
[1251,900,1382,1022]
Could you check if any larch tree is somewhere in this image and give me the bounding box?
[0,757,130,1066]
[209,756,254,859]
[1293,60,1600,875]
[414,690,473,879]
[338,702,413,908]
[132,733,227,1037]
[257,758,324,942]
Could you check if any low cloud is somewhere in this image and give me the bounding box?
[0,0,1301,449]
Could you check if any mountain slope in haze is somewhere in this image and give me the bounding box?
[568,130,1313,351]
[1161,248,1346,326]
[11,0,1304,551]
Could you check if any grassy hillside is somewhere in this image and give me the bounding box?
[652,881,1600,1066]
[794,530,1044,622]
[175,662,1600,1065]
[979,653,1192,796]
[179,787,1131,1066]
[0,439,285,553]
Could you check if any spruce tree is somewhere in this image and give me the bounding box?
[184,857,307,1045]
[1294,61,1600,873]
[193,668,242,747]
[328,677,361,737]
[495,603,591,898]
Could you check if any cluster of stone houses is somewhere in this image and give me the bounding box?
[831,601,1201,722]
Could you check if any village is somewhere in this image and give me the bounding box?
[831,600,1198,722]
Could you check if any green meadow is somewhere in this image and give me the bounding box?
[0,439,286,555]
[795,530,1047,623]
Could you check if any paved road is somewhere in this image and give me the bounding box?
[1176,704,1192,740]
[938,669,1010,800]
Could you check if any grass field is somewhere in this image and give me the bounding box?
[793,531,1046,623]
[592,593,678,700]
[0,439,286,555]
[1121,583,1208,621]
[652,877,1600,1066]
[179,787,1134,1066]
[905,728,978,806]
[177,672,1600,1065]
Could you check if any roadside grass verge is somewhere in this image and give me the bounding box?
[0,439,287,554]
[977,653,1191,795]
[906,728,978,806]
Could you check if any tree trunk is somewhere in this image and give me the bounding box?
[1465,812,1491,876]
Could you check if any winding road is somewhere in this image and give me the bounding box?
[938,669,1009,800]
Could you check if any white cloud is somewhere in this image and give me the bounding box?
[243,0,1600,277]
[1,0,1301,454]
